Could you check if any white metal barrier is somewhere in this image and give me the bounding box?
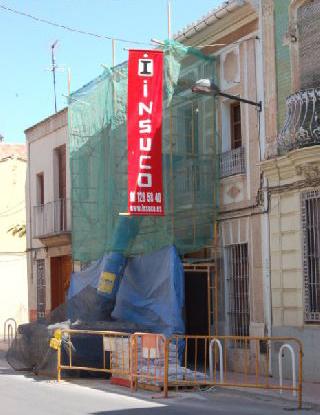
[3,318,17,345]
[209,338,224,383]
[278,343,297,397]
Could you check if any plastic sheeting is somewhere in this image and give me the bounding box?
[112,246,185,337]
[69,40,218,262]
[67,252,126,321]
[68,245,184,336]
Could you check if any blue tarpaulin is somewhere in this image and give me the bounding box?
[68,246,185,336]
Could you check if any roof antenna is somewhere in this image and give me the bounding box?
[47,41,67,112]
[50,40,59,113]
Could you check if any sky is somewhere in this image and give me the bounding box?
[0,0,223,143]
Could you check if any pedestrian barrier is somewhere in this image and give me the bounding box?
[53,329,132,383]
[130,333,169,397]
[209,338,224,383]
[3,318,17,345]
[50,330,303,408]
[279,343,296,397]
[167,335,303,409]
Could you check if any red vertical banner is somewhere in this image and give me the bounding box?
[127,50,164,216]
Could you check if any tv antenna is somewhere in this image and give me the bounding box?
[47,40,66,113]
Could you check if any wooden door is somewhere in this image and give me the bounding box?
[50,255,72,310]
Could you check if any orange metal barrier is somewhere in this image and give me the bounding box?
[167,335,303,408]
[130,333,169,397]
[52,330,303,408]
[54,329,132,383]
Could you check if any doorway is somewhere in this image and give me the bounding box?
[184,268,210,366]
[50,255,72,310]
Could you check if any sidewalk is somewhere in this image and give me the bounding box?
[1,340,319,409]
[218,380,320,409]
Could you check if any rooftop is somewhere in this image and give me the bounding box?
[0,143,27,161]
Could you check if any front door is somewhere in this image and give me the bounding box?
[50,255,72,310]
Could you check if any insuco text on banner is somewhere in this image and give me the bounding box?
[127,50,164,216]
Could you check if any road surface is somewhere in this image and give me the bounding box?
[0,347,318,415]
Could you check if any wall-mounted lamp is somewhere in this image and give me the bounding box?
[191,79,262,112]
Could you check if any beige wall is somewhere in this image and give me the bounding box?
[261,146,320,327]
[215,14,266,334]
[26,108,70,252]
[25,109,71,317]
[0,156,28,334]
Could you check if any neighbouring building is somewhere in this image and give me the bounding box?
[25,108,72,321]
[175,0,269,366]
[0,143,28,335]
[261,0,320,381]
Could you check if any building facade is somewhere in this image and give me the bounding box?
[176,0,269,349]
[0,143,28,335]
[25,108,72,321]
[261,0,320,381]
[24,0,320,382]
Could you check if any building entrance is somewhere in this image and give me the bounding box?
[50,255,72,310]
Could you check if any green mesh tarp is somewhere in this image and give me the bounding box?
[69,41,219,262]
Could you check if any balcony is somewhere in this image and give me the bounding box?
[33,199,71,246]
[277,88,320,154]
[219,147,246,178]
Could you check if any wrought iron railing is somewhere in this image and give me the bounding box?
[219,147,246,178]
[33,199,70,237]
[278,88,320,154]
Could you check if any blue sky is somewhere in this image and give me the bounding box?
[0,0,222,143]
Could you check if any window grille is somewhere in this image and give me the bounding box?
[225,244,250,341]
[301,190,320,322]
[36,259,46,320]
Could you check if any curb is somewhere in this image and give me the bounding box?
[214,385,320,411]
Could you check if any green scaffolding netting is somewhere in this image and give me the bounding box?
[69,40,219,262]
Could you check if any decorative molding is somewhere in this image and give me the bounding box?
[227,185,241,199]
[295,163,320,183]
[262,0,274,16]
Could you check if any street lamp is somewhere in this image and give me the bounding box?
[191,79,262,112]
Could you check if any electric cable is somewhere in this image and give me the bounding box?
[0,3,152,46]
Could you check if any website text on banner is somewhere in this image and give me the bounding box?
[127,50,164,216]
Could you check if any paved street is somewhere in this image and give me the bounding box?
[0,347,319,415]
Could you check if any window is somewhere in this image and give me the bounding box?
[302,190,320,323]
[177,103,199,155]
[36,173,44,205]
[56,144,66,200]
[298,0,320,89]
[230,103,242,149]
[226,244,250,339]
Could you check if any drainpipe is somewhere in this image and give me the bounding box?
[27,138,34,321]
[262,179,272,376]
[257,0,272,376]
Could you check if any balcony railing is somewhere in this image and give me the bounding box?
[278,88,320,154]
[33,199,70,238]
[219,147,246,178]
